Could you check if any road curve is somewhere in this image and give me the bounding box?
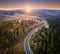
[24,20,47,54]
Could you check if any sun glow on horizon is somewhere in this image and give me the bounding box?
[24,6,32,14]
[25,8,31,13]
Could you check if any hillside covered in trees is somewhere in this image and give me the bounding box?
[30,17,60,54]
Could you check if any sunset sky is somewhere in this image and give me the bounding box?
[0,0,60,10]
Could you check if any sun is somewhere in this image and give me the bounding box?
[26,8,31,12]
[25,7,32,13]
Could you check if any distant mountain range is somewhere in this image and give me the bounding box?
[0,10,60,16]
[33,10,60,16]
[0,10,60,19]
[0,10,24,15]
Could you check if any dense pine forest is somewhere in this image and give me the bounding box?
[30,16,60,54]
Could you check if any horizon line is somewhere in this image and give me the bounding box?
[0,9,60,11]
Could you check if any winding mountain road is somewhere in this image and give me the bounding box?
[24,20,47,54]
